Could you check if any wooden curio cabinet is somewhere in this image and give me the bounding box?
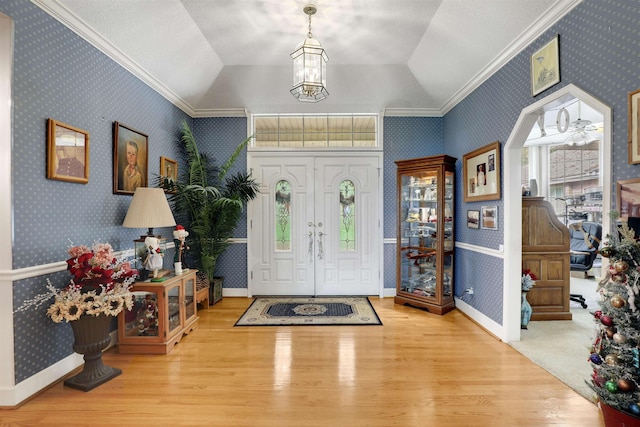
[395,155,456,315]
[118,270,198,354]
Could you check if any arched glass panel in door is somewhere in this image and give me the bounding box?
[339,179,356,251]
[275,180,291,251]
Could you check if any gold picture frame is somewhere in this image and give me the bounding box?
[531,35,560,97]
[113,122,148,195]
[628,88,640,164]
[160,156,178,193]
[47,118,89,184]
[463,141,501,202]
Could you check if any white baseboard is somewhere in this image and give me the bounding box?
[0,353,83,407]
[454,297,505,341]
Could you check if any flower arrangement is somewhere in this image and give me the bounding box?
[521,269,537,291]
[16,242,138,322]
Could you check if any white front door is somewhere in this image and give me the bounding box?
[247,153,381,296]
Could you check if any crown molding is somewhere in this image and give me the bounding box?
[191,108,248,118]
[31,0,197,117]
[439,0,582,115]
[383,108,442,117]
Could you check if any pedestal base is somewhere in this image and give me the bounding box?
[64,363,121,392]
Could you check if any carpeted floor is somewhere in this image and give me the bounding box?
[510,276,600,401]
[235,297,382,326]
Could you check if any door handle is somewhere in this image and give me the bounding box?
[317,232,325,260]
[308,231,314,261]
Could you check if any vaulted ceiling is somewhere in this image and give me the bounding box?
[34,0,581,116]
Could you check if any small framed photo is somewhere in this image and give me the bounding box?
[113,122,148,195]
[467,210,480,229]
[531,35,560,97]
[463,141,501,202]
[160,156,178,193]
[628,88,640,164]
[47,118,89,184]
[481,206,498,230]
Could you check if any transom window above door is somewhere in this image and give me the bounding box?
[251,114,378,149]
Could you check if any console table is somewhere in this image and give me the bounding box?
[118,270,198,354]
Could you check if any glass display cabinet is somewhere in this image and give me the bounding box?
[118,270,198,354]
[395,155,456,315]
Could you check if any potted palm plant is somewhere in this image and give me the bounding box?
[159,120,259,303]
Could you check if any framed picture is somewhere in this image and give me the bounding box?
[46,118,89,184]
[628,89,640,164]
[463,141,501,202]
[481,206,498,230]
[160,156,178,193]
[113,122,148,195]
[617,178,640,220]
[531,35,560,97]
[467,210,480,229]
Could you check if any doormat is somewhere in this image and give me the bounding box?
[234,297,382,326]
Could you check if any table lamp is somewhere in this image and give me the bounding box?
[122,187,176,278]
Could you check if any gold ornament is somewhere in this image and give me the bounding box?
[613,333,627,344]
[611,295,626,308]
[613,260,629,273]
[605,354,619,365]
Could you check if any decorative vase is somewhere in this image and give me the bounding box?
[599,401,640,426]
[63,314,121,391]
[521,290,532,329]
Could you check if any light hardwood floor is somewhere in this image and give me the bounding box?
[2,298,603,426]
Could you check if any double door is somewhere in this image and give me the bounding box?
[247,153,381,296]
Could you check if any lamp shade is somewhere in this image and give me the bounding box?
[122,187,176,235]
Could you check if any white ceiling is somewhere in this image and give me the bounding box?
[33,0,581,117]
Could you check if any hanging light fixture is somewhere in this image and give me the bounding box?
[564,101,600,146]
[290,4,328,102]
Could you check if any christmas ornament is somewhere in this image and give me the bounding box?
[611,295,626,308]
[589,353,603,364]
[594,310,602,319]
[613,273,628,284]
[614,260,630,273]
[629,404,640,416]
[605,354,619,365]
[605,327,617,338]
[599,246,614,258]
[613,333,627,344]
[600,315,614,327]
[605,380,618,392]
[617,378,635,392]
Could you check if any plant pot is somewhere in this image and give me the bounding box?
[211,277,223,305]
[599,401,640,426]
[63,314,121,391]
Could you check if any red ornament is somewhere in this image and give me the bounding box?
[600,315,614,327]
[594,310,603,319]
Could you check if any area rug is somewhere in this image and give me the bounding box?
[234,297,382,326]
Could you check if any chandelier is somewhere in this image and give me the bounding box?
[290,4,328,102]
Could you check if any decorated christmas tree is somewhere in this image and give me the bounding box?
[588,213,640,420]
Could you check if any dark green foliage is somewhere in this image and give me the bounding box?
[159,121,259,281]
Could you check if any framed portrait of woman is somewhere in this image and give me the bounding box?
[113,122,148,195]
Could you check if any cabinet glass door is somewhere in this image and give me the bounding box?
[184,276,195,320]
[167,283,182,334]
[399,171,440,298]
[123,291,159,337]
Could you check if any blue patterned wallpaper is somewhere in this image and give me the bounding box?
[4,1,189,383]
[7,0,640,387]
[446,0,640,322]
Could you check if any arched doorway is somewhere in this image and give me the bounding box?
[503,84,612,342]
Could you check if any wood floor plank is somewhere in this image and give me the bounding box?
[2,297,603,426]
